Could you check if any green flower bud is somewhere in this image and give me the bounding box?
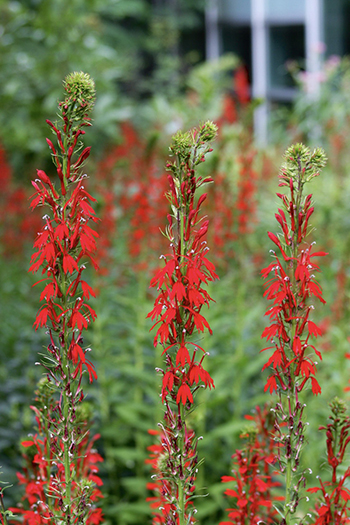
[60,71,96,123]
[170,130,192,158]
[199,121,218,143]
[329,397,348,422]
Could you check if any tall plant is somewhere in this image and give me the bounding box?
[261,144,327,524]
[8,72,103,524]
[147,121,218,524]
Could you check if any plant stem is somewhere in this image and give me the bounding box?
[284,159,304,525]
[59,254,72,522]
[0,494,9,525]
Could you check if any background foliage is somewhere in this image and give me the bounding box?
[0,0,205,177]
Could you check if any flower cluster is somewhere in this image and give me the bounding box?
[147,122,218,524]
[261,144,327,523]
[29,72,98,381]
[148,122,218,407]
[10,72,103,524]
[307,398,350,524]
[220,405,282,525]
[261,144,327,396]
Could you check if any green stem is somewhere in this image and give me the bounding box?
[178,482,185,525]
[284,462,292,524]
[178,158,186,524]
[63,394,71,516]
[283,167,303,525]
[283,389,295,525]
[45,408,53,516]
[60,202,72,519]
[61,279,72,521]
[178,157,185,260]
[0,494,9,525]
[61,134,73,522]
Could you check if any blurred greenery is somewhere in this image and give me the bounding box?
[1,5,350,524]
[0,0,206,178]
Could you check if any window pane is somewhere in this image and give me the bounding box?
[269,25,305,89]
[219,0,251,24]
[266,0,305,23]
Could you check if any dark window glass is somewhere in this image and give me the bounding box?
[269,24,305,88]
[221,23,252,81]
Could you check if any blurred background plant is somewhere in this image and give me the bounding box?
[0,0,207,177]
[1,1,350,524]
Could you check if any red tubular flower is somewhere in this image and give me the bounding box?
[147,122,218,525]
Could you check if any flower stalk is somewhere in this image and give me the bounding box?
[10,72,103,524]
[261,144,327,524]
[147,121,218,524]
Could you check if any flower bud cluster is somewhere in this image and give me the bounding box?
[59,71,96,127]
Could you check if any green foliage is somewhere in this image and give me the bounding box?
[0,259,44,492]
[0,0,121,173]
[0,0,208,178]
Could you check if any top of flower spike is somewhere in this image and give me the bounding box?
[169,121,218,162]
[328,397,348,422]
[279,143,327,185]
[59,71,96,123]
